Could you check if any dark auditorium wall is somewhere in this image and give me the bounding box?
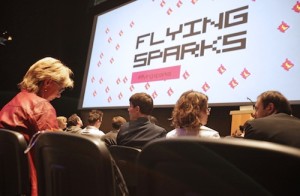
[79,105,300,137]
[79,106,237,136]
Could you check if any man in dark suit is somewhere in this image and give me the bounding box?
[117,92,167,149]
[102,116,127,146]
[244,90,300,148]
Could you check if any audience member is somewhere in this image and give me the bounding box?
[117,92,167,149]
[228,119,252,138]
[79,109,105,137]
[244,90,300,148]
[65,113,83,134]
[57,116,67,131]
[167,90,220,138]
[0,57,74,196]
[148,115,158,124]
[102,116,127,146]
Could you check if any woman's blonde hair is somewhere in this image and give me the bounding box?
[171,90,208,129]
[18,57,74,93]
[57,116,67,129]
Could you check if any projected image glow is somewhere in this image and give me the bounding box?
[79,0,300,109]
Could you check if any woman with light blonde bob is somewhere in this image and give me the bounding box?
[167,90,220,138]
[57,116,68,131]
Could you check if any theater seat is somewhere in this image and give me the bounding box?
[0,128,30,196]
[33,131,116,196]
[137,137,300,196]
[109,145,141,196]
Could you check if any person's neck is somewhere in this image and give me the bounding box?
[139,114,148,118]
[131,114,148,121]
[182,127,200,136]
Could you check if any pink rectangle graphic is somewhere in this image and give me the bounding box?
[131,65,181,84]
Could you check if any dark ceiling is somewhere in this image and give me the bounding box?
[0,0,130,113]
[0,0,93,97]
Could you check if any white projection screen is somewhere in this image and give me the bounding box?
[79,0,300,109]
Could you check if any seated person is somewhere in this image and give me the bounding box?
[79,109,105,137]
[244,90,300,148]
[65,113,83,134]
[167,90,220,138]
[57,116,67,131]
[148,115,158,124]
[117,92,167,149]
[230,120,252,138]
[102,116,127,146]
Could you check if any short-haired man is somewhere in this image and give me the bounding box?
[65,113,83,134]
[117,92,167,149]
[79,109,105,137]
[102,116,127,146]
[244,90,300,148]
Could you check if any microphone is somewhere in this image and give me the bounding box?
[247,97,255,118]
[247,97,255,106]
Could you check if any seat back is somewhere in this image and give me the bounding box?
[196,137,300,196]
[109,145,141,195]
[0,128,30,196]
[33,131,116,196]
[137,137,300,196]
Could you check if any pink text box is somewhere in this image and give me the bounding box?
[131,65,181,84]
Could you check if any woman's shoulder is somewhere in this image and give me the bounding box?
[166,129,177,138]
[199,126,220,138]
[16,91,49,104]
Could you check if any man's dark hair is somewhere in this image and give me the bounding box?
[67,113,80,126]
[129,92,153,115]
[258,91,292,115]
[87,110,103,125]
[111,116,126,130]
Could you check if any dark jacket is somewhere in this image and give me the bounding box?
[117,117,167,149]
[244,113,300,148]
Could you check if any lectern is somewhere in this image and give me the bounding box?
[229,108,253,136]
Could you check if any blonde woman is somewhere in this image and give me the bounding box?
[167,90,220,138]
[0,57,74,196]
[0,57,74,138]
[57,116,68,131]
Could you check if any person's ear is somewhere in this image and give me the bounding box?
[42,79,52,88]
[266,103,276,114]
[136,106,140,112]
